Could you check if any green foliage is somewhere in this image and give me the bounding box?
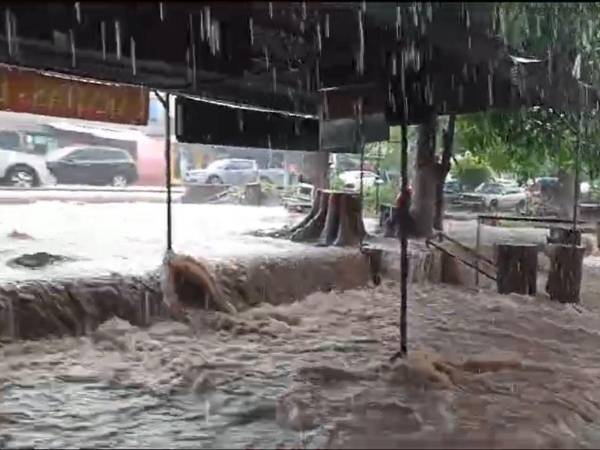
[457,3,600,181]
[330,176,346,190]
[362,183,397,216]
[452,154,492,191]
[498,2,600,86]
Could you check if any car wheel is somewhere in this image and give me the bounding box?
[259,176,273,184]
[515,200,526,215]
[207,175,223,184]
[6,165,38,188]
[111,174,129,187]
[488,201,498,213]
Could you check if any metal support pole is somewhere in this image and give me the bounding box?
[399,121,409,357]
[375,142,381,212]
[475,216,481,287]
[155,90,173,251]
[573,113,582,246]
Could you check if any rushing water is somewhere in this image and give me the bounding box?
[4,276,600,448]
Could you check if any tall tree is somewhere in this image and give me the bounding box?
[458,3,600,216]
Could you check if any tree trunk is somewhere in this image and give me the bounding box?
[303,151,330,190]
[557,169,575,219]
[290,189,365,247]
[496,244,538,296]
[433,114,456,231]
[546,244,584,303]
[410,111,438,238]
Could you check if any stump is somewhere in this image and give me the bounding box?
[547,226,581,246]
[546,244,585,303]
[290,189,366,246]
[495,244,538,296]
[244,182,262,206]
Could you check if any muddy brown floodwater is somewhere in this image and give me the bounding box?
[3,276,600,448]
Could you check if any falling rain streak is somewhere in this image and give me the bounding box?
[100,21,106,60]
[325,13,330,38]
[69,29,76,67]
[114,20,121,60]
[249,17,254,45]
[159,2,164,21]
[74,2,81,24]
[5,8,12,57]
[316,22,322,52]
[130,37,136,75]
[357,9,365,76]
[396,6,402,40]
[263,45,270,70]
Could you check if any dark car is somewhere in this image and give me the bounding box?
[444,179,462,204]
[46,146,138,187]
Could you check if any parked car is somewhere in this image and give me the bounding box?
[45,145,138,187]
[458,182,528,212]
[185,158,259,185]
[0,147,56,188]
[257,167,291,186]
[443,179,463,205]
[338,170,384,191]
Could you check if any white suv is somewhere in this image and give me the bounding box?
[0,148,56,188]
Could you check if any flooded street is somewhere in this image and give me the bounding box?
[3,201,600,448]
[0,202,299,281]
[4,278,600,448]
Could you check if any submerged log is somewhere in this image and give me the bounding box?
[546,244,585,303]
[495,244,538,296]
[290,189,366,247]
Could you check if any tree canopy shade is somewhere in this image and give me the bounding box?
[459,2,600,181]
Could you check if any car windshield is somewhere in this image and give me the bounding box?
[475,183,503,194]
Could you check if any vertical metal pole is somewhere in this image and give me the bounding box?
[572,113,582,245]
[399,122,408,356]
[375,142,381,212]
[475,216,481,287]
[164,93,173,251]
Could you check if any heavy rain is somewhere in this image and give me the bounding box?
[2,2,600,449]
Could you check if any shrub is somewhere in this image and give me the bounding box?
[454,156,492,191]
